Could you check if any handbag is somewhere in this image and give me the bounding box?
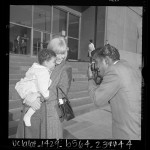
[56,86,75,122]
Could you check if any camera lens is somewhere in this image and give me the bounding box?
[91,62,95,71]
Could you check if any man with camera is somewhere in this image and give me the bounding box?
[90,47,103,85]
[87,44,141,140]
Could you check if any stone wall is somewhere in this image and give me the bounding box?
[79,6,95,61]
[106,6,142,69]
[79,6,106,61]
[119,50,142,70]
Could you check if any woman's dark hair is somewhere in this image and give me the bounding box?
[93,44,120,61]
[38,48,56,65]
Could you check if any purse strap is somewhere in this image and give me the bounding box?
[56,86,59,102]
[56,86,69,102]
[56,64,70,103]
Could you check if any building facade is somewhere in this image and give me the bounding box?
[9,5,142,68]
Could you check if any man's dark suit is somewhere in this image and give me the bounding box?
[89,59,141,140]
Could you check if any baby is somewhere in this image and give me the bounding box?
[15,49,56,126]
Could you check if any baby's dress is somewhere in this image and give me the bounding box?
[15,63,52,126]
[15,63,52,102]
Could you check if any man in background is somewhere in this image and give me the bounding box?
[88,39,95,62]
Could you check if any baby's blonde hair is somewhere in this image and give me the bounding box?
[47,36,68,55]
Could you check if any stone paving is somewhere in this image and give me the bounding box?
[63,105,112,139]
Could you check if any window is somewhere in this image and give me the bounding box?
[33,31,41,56]
[10,5,32,27]
[9,5,80,58]
[68,13,80,60]
[9,23,31,55]
[68,14,79,38]
[42,33,50,48]
[53,7,67,36]
[68,38,78,60]
[34,6,52,32]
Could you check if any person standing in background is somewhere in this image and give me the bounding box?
[14,35,21,54]
[21,39,27,54]
[88,39,95,62]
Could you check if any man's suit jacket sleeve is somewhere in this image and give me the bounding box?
[88,67,121,107]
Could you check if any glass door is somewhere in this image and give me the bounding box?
[9,23,31,55]
[42,32,51,48]
[52,7,67,36]
[68,13,79,60]
[68,38,78,60]
[33,30,41,56]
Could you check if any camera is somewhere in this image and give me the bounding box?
[90,62,97,72]
[90,62,103,85]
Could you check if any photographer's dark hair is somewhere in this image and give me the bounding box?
[91,47,103,57]
[89,39,93,43]
[93,44,120,61]
[38,48,56,65]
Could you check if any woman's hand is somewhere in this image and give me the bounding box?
[24,94,41,110]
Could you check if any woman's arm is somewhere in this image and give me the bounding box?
[58,66,72,97]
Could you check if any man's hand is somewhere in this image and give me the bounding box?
[24,94,41,110]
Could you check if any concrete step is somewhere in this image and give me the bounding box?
[9,66,88,76]
[9,69,87,79]
[73,103,97,116]
[9,95,91,115]
[9,77,87,84]
[8,99,96,125]
[9,84,22,100]
[9,81,89,100]
[9,62,38,69]
[9,54,89,71]
[9,73,88,82]
[67,61,89,72]
[9,81,88,100]
[9,65,31,75]
[69,81,88,92]
[9,65,86,78]
[9,99,110,126]
[9,63,87,73]
[9,100,23,110]
[9,134,16,138]
[70,96,92,108]
[9,75,88,85]
[9,88,92,120]
[9,57,89,75]
[9,54,37,63]
[68,90,89,99]
[8,102,97,138]
[9,108,22,122]
[9,103,111,138]
[9,125,18,138]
